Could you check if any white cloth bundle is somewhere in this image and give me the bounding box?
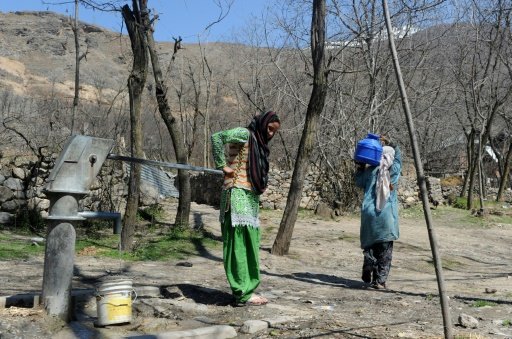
[375,146,395,212]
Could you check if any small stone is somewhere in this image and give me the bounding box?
[176,262,193,267]
[458,313,479,329]
[240,320,268,334]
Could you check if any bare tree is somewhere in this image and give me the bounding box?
[138,1,193,228]
[70,0,89,135]
[120,0,148,251]
[495,112,512,201]
[272,0,328,255]
[446,0,512,210]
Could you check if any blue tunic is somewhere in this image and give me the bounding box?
[355,147,402,249]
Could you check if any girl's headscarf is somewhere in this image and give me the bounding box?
[247,111,280,195]
[375,146,395,212]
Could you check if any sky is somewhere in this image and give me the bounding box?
[0,0,272,43]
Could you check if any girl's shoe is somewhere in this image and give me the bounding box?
[371,282,386,289]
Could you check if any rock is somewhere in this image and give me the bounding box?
[261,201,274,210]
[134,285,161,298]
[12,167,26,180]
[3,177,23,191]
[405,196,416,205]
[0,186,14,202]
[30,237,45,244]
[162,286,184,299]
[262,316,297,327]
[240,320,268,334]
[153,325,237,338]
[315,202,333,219]
[0,211,14,224]
[27,197,50,210]
[2,199,26,212]
[458,313,479,328]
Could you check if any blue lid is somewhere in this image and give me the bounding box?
[367,133,380,140]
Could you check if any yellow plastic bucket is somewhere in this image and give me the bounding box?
[96,279,134,326]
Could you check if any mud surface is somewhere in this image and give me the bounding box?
[1,202,511,338]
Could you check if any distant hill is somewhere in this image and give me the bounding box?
[0,11,239,103]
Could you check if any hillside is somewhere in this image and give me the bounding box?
[0,11,239,103]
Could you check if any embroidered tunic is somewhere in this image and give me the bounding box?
[211,127,260,228]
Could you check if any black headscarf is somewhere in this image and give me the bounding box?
[247,111,280,195]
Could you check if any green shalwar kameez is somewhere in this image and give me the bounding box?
[211,127,261,303]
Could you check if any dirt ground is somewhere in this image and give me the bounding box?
[0,201,511,339]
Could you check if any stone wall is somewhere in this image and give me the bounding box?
[2,153,511,225]
[0,151,127,225]
[189,167,321,211]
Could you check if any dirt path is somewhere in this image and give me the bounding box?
[1,202,511,338]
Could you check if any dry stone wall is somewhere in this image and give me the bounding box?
[2,154,511,225]
[0,151,127,225]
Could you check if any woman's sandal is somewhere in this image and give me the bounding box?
[245,294,268,306]
[235,294,268,307]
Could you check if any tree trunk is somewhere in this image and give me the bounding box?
[121,0,148,251]
[466,130,481,210]
[71,0,79,135]
[496,139,512,201]
[477,136,485,211]
[140,1,191,227]
[271,0,328,255]
[381,0,453,337]
[460,132,473,198]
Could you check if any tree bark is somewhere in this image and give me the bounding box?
[497,139,512,201]
[381,0,452,337]
[140,1,191,227]
[271,0,328,255]
[71,0,79,136]
[121,0,148,251]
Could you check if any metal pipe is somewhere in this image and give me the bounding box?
[78,211,122,234]
[107,153,223,175]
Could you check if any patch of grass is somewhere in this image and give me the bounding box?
[76,225,221,261]
[297,208,316,219]
[452,197,471,209]
[425,293,435,301]
[503,319,512,327]
[0,234,45,259]
[489,215,512,226]
[400,205,424,219]
[454,334,488,339]
[138,204,164,222]
[470,300,497,307]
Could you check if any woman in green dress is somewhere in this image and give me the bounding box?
[211,111,281,306]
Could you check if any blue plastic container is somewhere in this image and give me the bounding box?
[354,133,383,166]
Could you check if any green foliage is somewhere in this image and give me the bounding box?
[0,233,45,259]
[503,319,511,327]
[138,204,164,222]
[471,300,497,307]
[452,197,469,209]
[14,208,46,233]
[81,219,113,239]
